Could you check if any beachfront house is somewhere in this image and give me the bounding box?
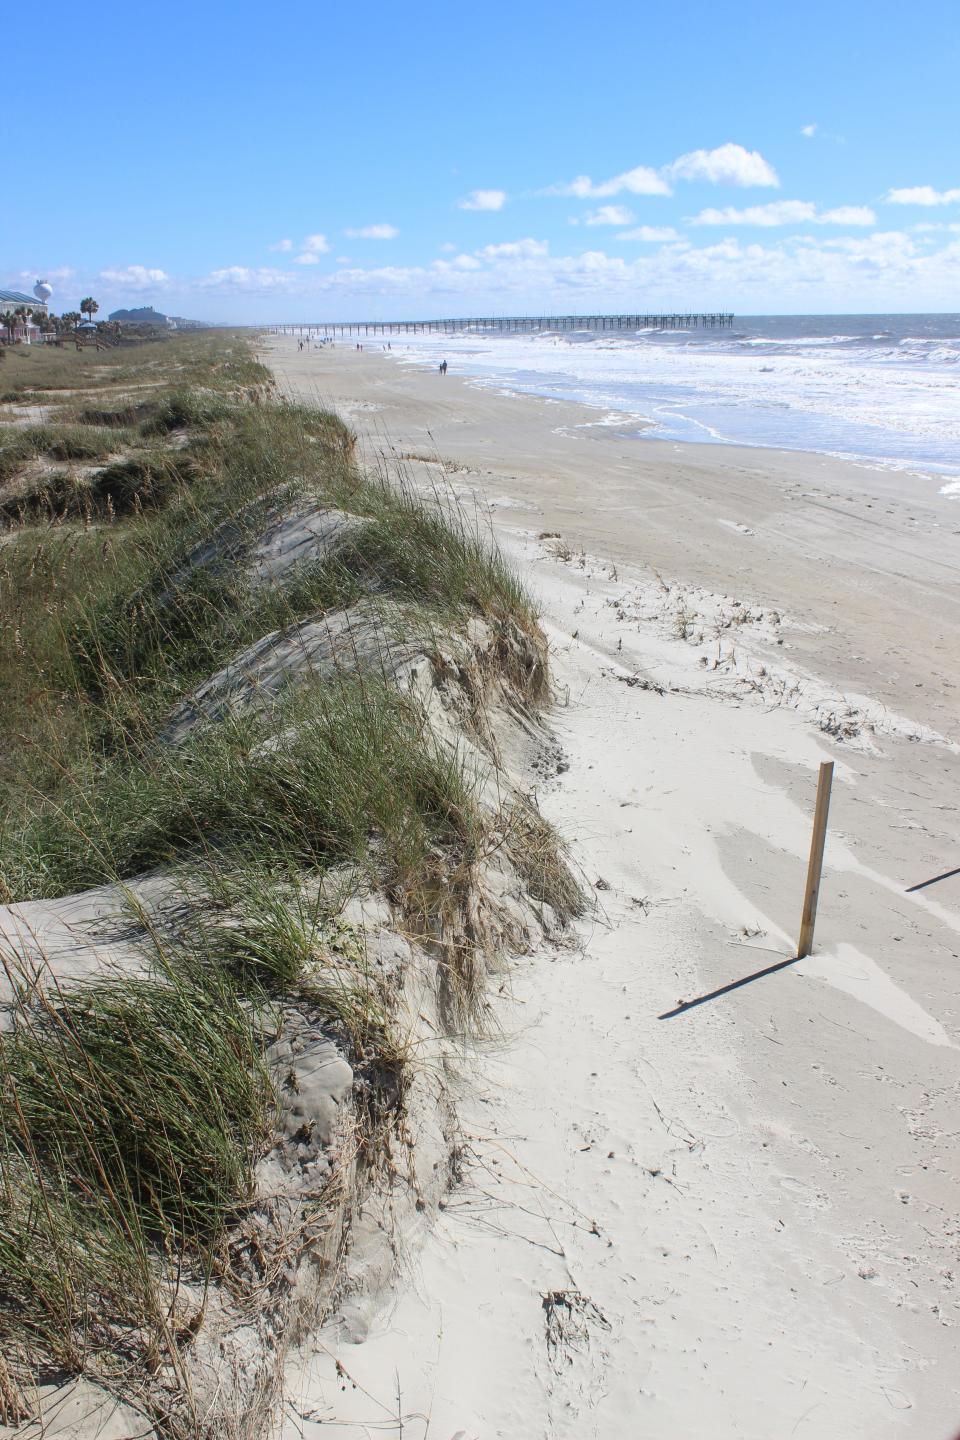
[0,288,48,342]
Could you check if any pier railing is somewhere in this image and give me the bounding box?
[271,312,734,337]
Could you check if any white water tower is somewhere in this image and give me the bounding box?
[33,279,53,306]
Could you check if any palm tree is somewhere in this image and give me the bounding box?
[62,311,81,331]
[79,297,100,325]
[1,311,17,341]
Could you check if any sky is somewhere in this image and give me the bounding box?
[6,0,960,321]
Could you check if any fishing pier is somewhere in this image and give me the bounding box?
[273,312,734,337]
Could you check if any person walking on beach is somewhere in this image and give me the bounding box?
[439,359,448,375]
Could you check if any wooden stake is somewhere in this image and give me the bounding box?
[798,761,834,958]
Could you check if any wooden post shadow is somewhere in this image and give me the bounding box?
[659,760,834,1020]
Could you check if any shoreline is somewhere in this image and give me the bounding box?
[265,338,960,738]
[391,348,960,492]
[267,335,960,1440]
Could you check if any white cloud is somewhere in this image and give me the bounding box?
[584,205,635,226]
[432,253,483,272]
[690,200,874,227]
[294,233,330,265]
[183,228,960,314]
[345,223,399,239]
[615,226,680,242]
[666,143,780,188]
[549,166,671,199]
[801,123,818,138]
[17,266,75,285]
[438,242,457,252]
[820,205,875,226]
[547,144,777,202]
[885,185,960,206]
[195,266,298,292]
[98,265,170,289]
[269,238,293,252]
[458,189,507,211]
[692,200,815,226]
[477,238,549,259]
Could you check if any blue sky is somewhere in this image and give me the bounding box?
[6,0,960,320]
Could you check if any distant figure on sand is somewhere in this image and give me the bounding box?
[439,359,448,375]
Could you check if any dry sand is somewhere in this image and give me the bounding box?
[266,338,960,1440]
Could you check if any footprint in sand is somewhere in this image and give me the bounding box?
[779,1176,831,1209]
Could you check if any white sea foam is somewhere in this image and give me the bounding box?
[393,319,960,482]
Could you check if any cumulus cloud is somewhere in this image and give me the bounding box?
[477,238,549,259]
[295,233,330,265]
[17,266,75,285]
[801,123,818,138]
[432,253,483,272]
[584,205,635,226]
[458,189,507,211]
[195,266,298,292]
[820,205,876,226]
[885,185,960,206]
[665,143,780,187]
[692,200,815,226]
[615,226,680,242]
[547,143,778,201]
[690,200,874,227]
[184,228,960,313]
[269,238,293,252]
[98,265,170,289]
[548,166,670,199]
[345,224,399,239]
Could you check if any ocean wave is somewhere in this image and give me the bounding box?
[739,334,860,347]
[388,321,960,477]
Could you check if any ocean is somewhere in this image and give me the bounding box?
[387,314,960,492]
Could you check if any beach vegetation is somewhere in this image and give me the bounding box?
[0,331,575,1423]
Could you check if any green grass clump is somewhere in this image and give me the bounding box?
[139,388,235,435]
[0,450,195,526]
[73,401,149,428]
[0,946,271,1375]
[0,424,125,491]
[2,968,267,1243]
[30,423,124,462]
[0,677,483,906]
[0,431,36,484]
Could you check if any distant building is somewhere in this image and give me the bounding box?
[0,287,48,342]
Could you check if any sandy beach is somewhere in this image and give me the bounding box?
[265,337,960,1440]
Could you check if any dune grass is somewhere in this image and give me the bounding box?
[0,675,485,907]
[0,924,271,1378]
[0,332,567,1414]
[0,331,266,403]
